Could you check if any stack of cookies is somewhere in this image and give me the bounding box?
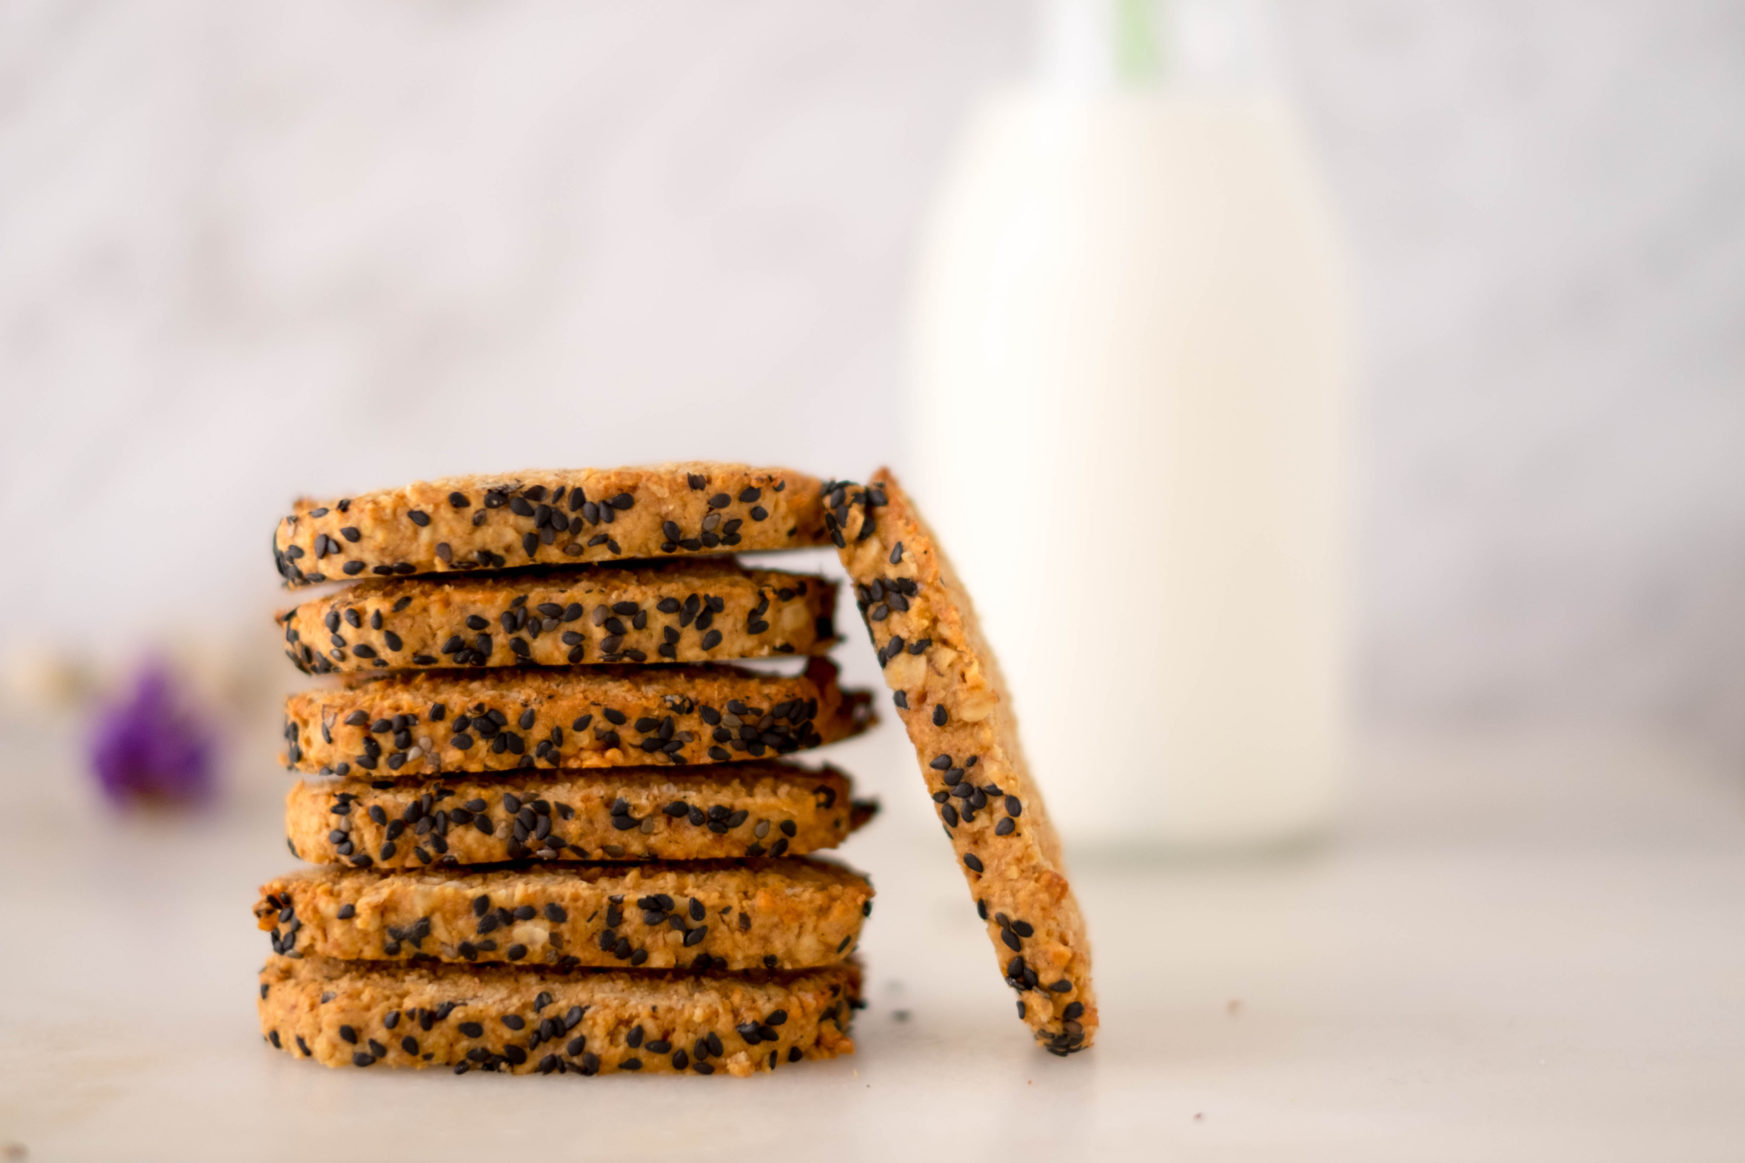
[254,464,876,1077]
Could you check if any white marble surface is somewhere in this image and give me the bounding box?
[2,726,1743,1161]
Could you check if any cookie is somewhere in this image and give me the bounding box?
[824,470,1096,1055]
[282,657,871,775]
[258,954,860,1076]
[279,559,837,675]
[283,763,875,868]
[273,463,827,586]
[256,858,872,970]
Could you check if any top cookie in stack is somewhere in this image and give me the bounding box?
[273,464,827,586]
[258,464,876,1078]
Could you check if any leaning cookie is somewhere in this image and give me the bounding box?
[259,955,860,1076]
[273,462,827,586]
[282,657,871,776]
[280,560,837,675]
[824,470,1097,1056]
[283,763,874,868]
[256,858,872,970]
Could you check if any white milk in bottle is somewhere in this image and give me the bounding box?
[908,0,1352,851]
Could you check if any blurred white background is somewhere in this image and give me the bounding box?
[3,0,1744,759]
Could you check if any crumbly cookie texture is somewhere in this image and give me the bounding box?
[283,763,875,868]
[279,560,837,675]
[824,470,1097,1056]
[258,955,860,1076]
[273,463,827,587]
[256,859,872,970]
[282,657,871,776]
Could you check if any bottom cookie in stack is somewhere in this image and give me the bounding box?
[259,955,862,1077]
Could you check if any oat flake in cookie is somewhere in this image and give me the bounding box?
[273,462,828,587]
[824,469,1097,1055]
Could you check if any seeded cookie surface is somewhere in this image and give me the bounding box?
[282,657,871,775]
[258,954,860,1076]
[825,470,1097,1055]
[257,859,872,970]
[273,463,827,586]
[279,560,837,675]
[284,764,874,868]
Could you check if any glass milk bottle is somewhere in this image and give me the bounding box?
[908,0,1352,851]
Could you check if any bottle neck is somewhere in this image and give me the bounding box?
[1039,0,1280,93]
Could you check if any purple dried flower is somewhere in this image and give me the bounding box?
[89,661,217,807]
